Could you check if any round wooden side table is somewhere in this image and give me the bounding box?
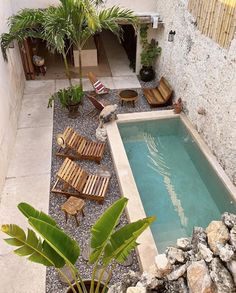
[119,89,138,107]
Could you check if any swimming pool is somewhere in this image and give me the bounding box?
[118,117,236,252]
[106,111,236,270]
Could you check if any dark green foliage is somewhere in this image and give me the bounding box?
[140,24,161,67]
[48,85,84,108]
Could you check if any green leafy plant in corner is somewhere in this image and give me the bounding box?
[140,24,161,67]
[48,85,84,108]
[1,198,155,293]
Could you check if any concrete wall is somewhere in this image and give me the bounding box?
[155,0,236,183]
[0,1,25,193]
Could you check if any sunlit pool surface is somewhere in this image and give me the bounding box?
[118,118,236,252]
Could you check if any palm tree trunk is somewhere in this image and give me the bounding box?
[78,47,83,90]
[62,51,72,87]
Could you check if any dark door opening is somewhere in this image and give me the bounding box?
[121,25,137,72]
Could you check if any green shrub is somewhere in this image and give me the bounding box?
[48,85,84,108]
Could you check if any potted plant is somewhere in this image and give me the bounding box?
[1,198,155,293]
[48,85,84,118]
[139,24,161,82]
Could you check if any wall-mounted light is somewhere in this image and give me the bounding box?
[9,41,14,49]
[168,30,176,42]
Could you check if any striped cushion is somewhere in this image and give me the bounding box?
[93,80,107,94]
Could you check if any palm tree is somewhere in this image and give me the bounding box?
[1,0,137,89]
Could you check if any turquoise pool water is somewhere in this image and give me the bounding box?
[118,118,236,252]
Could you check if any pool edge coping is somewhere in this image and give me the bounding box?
[105,110,236,272]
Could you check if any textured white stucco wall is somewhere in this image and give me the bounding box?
[11,0,157,14]
[0,1,25,193]
[155,0,236,183]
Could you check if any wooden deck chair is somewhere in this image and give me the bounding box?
[52,158,110,203]
[86,94,105,116]
[56,127,105,163]
[86,94,111,117]
[88,72,110,96]
[143,77,173,107]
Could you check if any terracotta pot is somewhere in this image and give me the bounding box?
[66,103,80,119]
[139,66,155,82]
[66,280,108,293]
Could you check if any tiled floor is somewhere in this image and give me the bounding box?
[35,30,136,81]
[0,73,141,292]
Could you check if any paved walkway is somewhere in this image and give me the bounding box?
[0,76,141,293]
[0,80,54,293]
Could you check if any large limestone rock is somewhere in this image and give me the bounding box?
[218,243,235,262]
[191,227,207,254]
[155,254,172,277]
[166,247,186,264]
[227,260,236,285]
[177,238,191,251]
[99,104,118,127]
[210,257,236,293]
[222,212,236,229]
[230,226,236,248]
[198,243,213,262]
[126,287,146,293]
[96,126,107,142]
[187,260,214,293]
[108,282,126,293]
[206,221,229,254]
[124,271,141,288]
[136,272,163,290]
[166,277,188,293]
[167,264,187,281]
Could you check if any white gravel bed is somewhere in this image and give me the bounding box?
[46,82,172,293]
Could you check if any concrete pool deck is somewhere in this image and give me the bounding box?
[106,110,236,271]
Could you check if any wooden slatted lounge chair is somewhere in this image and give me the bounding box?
[143,77,173,107]
[88,71,110,96]
[52,158,110,203]
[56,127,105,163]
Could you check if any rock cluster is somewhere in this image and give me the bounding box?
[108,212,236,293]
[99,104,118,127]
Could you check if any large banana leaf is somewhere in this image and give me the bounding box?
[18,202,57,227]
[89,197,128,263]
[29,218,80,266]
[1,224,65,267]
[103,216,155,265]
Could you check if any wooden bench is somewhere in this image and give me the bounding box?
[143,77,173,107]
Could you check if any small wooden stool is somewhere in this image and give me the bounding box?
[61,196,85,226]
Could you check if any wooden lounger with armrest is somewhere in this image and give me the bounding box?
[56,127,105,163]
[52,158,110,203]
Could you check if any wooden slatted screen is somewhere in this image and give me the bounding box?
[188,0,236,48]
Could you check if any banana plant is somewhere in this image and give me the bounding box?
[1,198,155,293]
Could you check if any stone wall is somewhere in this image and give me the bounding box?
[0,1,25,193]
[154,0,236,183]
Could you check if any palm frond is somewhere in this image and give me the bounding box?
[9,9,44,34]
[1,224,65,268]
[99,6,138,38]
[0,33,15,61]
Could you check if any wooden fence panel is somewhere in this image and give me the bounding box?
[188,0,236,48]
